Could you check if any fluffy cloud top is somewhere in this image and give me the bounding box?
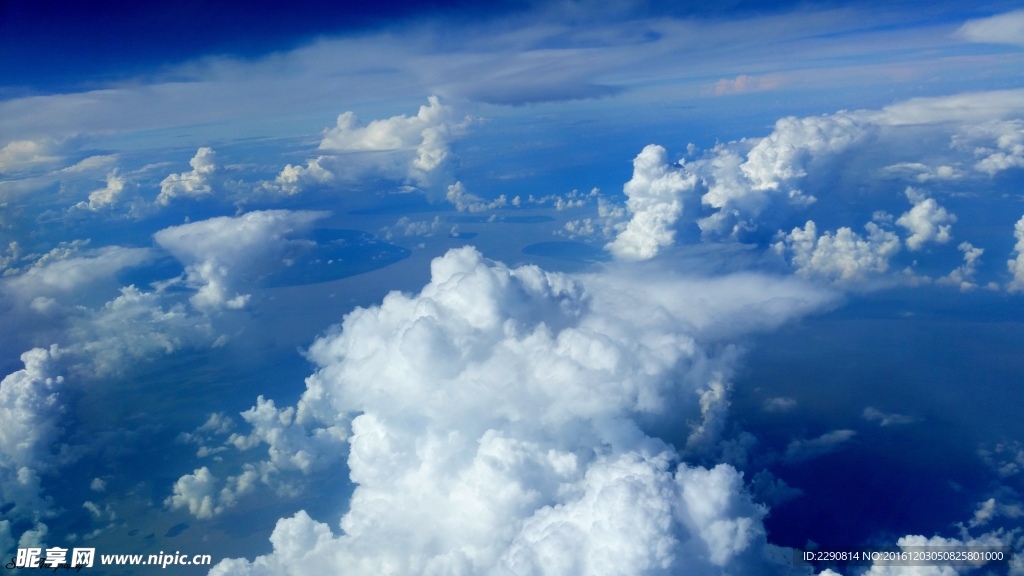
[698,113,868,236]
[939,242,984,291]
[156,147,218,206]
[74,169,146,214]
[446,181,507,213]
[207,246,833,575]
[0,347,64,523]
[896,188,956,251]
[153,210,327,310]
[267,157,334,196]
[606,145,696,260]
[318,96,461,184]
[773,220,901,283]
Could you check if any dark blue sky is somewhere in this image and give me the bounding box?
[2,0,1006,96]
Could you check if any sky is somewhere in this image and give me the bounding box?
[1,0,1023,574]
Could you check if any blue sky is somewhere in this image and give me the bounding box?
[1,1,1023,574]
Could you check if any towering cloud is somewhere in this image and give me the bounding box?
[318,96,463,185]
[698,113,869,236]
[153,210,327,310]
[156,147,218,206]
[205,246,833,575]
[896,188,956,251]
[606,145,696,260]
[1008,214,1024,293]
[0,347,65,524]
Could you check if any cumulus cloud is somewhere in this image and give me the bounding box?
[605,144,697,260]
[773,219,901,283]
[698,113,867,236]
[955,9,1024,47]
[73,169,147,215]
[381,216,444,240]
[265,157,334,195]
[318,96,465,185]
[855,532,1023,576]
[65,286,217,378]
[153,210,327,310]
[165,466,222,519]
[155,147,218,206]
[1008,215,1024,293]
[938,242,984,291]
[207,246,833,575]
[446,181,507,212]
[0,347,65,523]
[896,188,956,251]
[226,394,347,475]
[950,120,1024,176]
[1,279,217,529]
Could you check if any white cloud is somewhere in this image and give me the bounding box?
[1008,214,1024,293]
[969,497,1024,528]
[65,286,217,378]
[446,181,507,213]
[73,169,147,215]
[153,210,327,310]
[784,430,856,463]
[155,147,218,206]
[858,532,1024,576]
[975,122,1024,175]
[872,89,1024,126]
[318,96,464,185]
[2,246,153,303]
[698,113,867,236]
[773,220,901,283]
[605,144,696,260]
[382,216,443,240]
[59,154,119,174]
[881,162,963,183]
[208,246,833,575]
[0,347,65,522]
[165,466,221,519]
[938,242,984,291]
[896,188,956,251]
[265,157,334,195]
[227,395,347,474]
[0,138,63,173]
[955,9,1024,47]
[1,281,219,526]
